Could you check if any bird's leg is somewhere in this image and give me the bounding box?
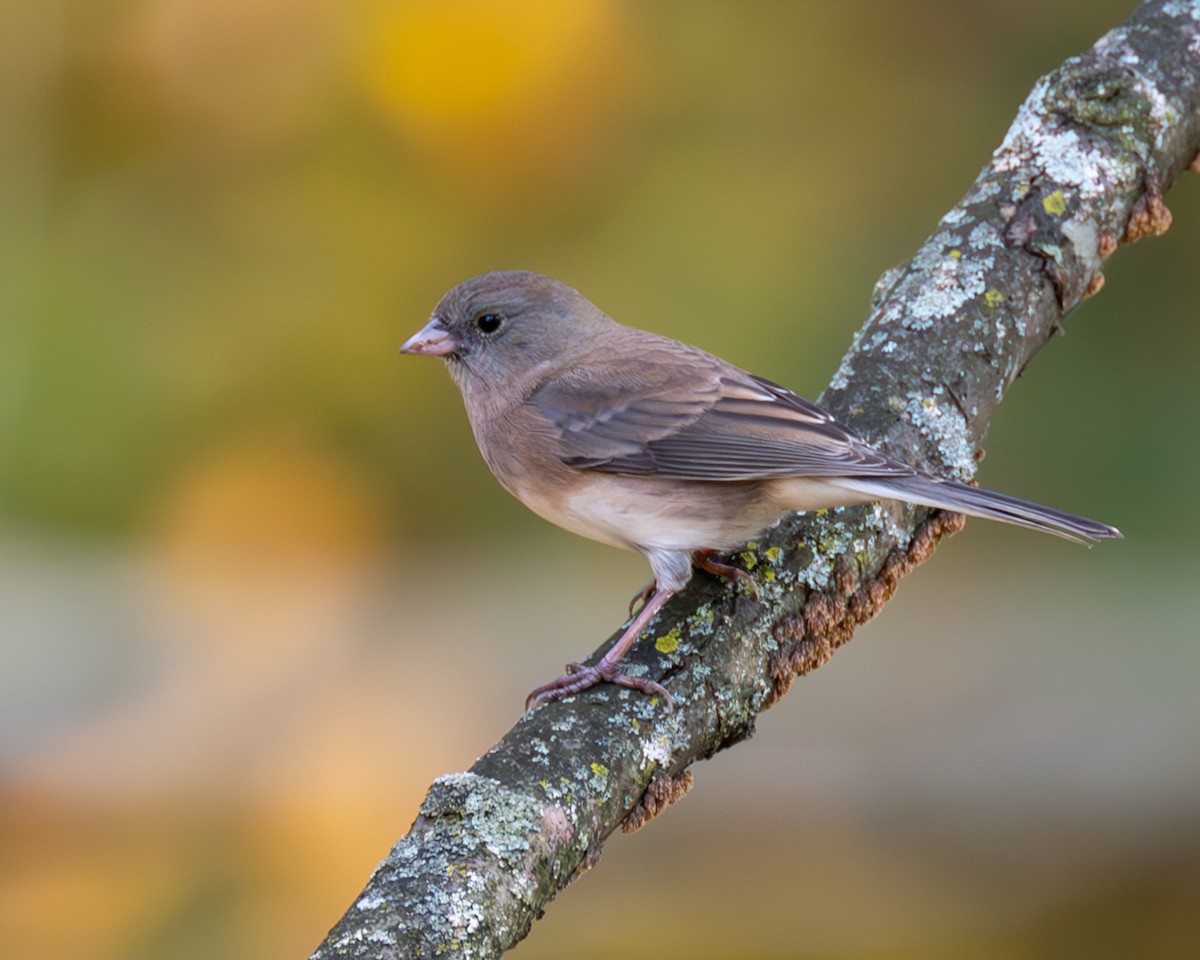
[628,579,656,617]
[526,586,675,710]
[631,550,756,617]
[692,548,761,600]
[525,549,760,710]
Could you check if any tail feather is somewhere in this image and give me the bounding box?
[837,476,1122,545]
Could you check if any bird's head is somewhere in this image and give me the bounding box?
[401,271,609,388]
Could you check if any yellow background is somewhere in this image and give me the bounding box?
[2,1,1197,957]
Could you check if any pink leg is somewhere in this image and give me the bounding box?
[526,586,676,710]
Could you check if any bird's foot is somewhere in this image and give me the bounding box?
[526,661,673,711]
[692,549,761,600]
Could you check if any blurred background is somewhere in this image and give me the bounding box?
[1,1,1197,957]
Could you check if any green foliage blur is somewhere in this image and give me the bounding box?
[5,0,1193,548]
[2,2,1198,959]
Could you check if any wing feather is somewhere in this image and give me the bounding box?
[526,347,916,481]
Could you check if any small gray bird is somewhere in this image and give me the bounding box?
[401,270,1121,708]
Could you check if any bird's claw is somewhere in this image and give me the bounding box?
[525,662,673,711]
[628,580,656,617]
[692,549,761,600]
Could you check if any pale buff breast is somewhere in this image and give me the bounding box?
[535,474,807,554]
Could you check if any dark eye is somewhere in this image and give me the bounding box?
[475,313,502,333]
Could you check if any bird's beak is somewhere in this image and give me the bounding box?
[399,317,457,357]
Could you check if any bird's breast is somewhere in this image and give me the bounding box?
[467,396,801,556]
[541,474,786,555]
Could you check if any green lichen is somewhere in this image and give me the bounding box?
[1042,189,1067,215]
[984,288,1004,308]
[1050,67,1152,157]
[655,628,680,654]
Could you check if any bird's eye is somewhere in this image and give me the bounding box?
[475,313,502,333]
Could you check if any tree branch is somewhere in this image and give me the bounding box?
[312,3,1200,957]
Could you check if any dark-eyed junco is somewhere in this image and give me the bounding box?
[401,270,1121,708]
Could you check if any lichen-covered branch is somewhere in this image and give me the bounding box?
[311,4,1200,957]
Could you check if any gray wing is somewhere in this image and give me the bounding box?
[526,348,918,481]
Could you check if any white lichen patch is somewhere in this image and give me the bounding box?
[1060,217,1102,279]
[536,775,578,808]
[905,391,977,481]
[793,509,864,588]
[996,77,1052,167]
[996,63,1153,199]
[968,221,1002,250]
[871,264,906,304]
[826,361,853,392]
[356,892,387,911]
[339,772,552,954]
[1141,81,1176,153]
[1162,1,1200,23]
[523,737,552,766]
[965,178,1003,205]
[1094,27,1130,53]
[880,244,992,331]
[689,659,713,685]
[686,602,717,636]
[828,324,871,390]
[995,79,1125,194]
[1034,128,1107,193]
[640,733,673,769]
[445,904,483,936]
[586,761,610,790]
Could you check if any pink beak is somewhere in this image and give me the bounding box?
[400,317,457,357]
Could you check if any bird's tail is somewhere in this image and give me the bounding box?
[836,475,1122,545]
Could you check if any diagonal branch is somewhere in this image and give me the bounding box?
[312,3,1200,957]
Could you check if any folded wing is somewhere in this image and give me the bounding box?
[527,348,917,481]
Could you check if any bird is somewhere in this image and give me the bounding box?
[400,270,1121,709]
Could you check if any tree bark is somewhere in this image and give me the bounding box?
[312,3,1200,957]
